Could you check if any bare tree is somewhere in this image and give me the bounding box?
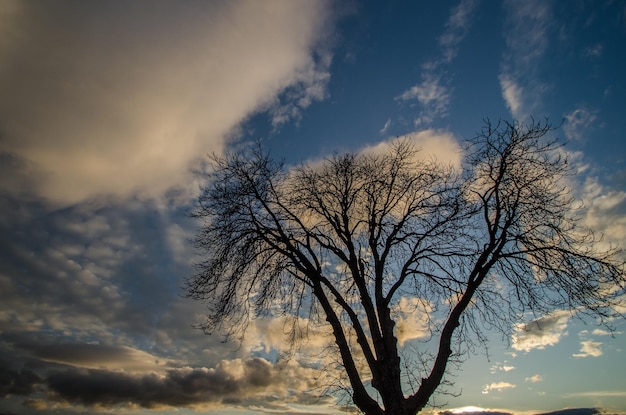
[186,119,625,415]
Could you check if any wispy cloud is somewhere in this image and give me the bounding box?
[439,0,478,63]
[397,73,451,126]
[499,0,552,120]
[512,310,570,352]
[380,118,392,135]
[563,108,598,141]
[397,0,477,126]
[563,391,626,398]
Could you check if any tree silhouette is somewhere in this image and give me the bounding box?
[186,119,625,415]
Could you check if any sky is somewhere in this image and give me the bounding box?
[1,1,626,415]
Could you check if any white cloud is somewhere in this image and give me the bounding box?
[525,374,543,383]
[380,118,392,135]
[490,363,516,373]
[499,0,552,120]
[397,0,476,126]
[361,129,463,169]
[592,328,616,336]
[498,74,525,120]
[573,339,603,358]
[482,381,516,394]
[512,310,570,352]
[563,108,598,141]
[0,0,334,206]
[393,297,432,346]
[439,0,477,63]
[397,74,451,127]
[579,178,626,252]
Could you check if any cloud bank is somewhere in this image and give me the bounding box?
[1,357,328,411]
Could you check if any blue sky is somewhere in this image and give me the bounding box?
[1,1,625,415]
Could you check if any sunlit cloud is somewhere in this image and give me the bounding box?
[440,406,512,415]
[592,328,617,336]
[525,374,543,383]
[361,129,463,169]
[18,343,179,374]
[512,310,570,352]
[578,177,626,252]
[490,363,516,374]
[481,381,516,394]
[572,340,603,358]
[0,0,334,206]
[393,297,432,346]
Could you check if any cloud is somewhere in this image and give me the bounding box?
[498,74,525,120]
[536,409,600,415]
[563,108,598,141]
[499,0,552,120]
[361,129,463,169]
[481,381,516,394]
[563,391,626,398]
[525,374,543,383]
[393,297,433,346]
[438,0,478,63]
[490,363,516,374]
[578,178,626,252]
[397,74,451,126]
[397,0,477,126]
[18,343,179,373]
[0,0,335,206]
[440,408,512,415]
[380,118,392,135]
[512,310,570,352]
[591,328,615,336]
[42,358,325,410]
[0,361,42,398]
[572,340,603,358]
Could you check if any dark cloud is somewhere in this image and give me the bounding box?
[44,357,292,409]
[0,361,42,398]
[536,409,600,415]
[0,195,199,349]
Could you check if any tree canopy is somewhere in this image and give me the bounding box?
[186,119,625,415]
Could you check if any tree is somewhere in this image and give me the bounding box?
[186,119,625,415]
